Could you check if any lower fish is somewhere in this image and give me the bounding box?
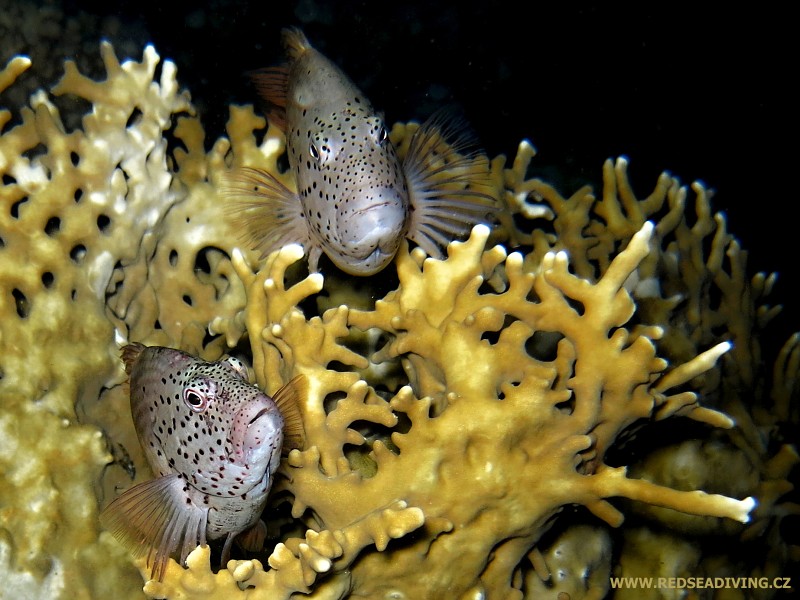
[101,343,305,581]
[222,27,497,276]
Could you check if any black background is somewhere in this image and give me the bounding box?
[33,1,800,334]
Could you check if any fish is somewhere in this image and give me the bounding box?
[100,343,306,581]
[222,27,497,276]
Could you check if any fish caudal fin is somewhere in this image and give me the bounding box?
[219,167,311,261]
[403,110,498,258]
[100,474,208,582]
[120,342,146,374]
[273,374,307,453]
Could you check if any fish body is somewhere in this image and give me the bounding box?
[224,28,496,275]
[101,343,305,580]
[283,32,409,274]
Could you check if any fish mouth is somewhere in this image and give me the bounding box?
[352,202,391,217]
[346,202,405,256]
[337,247,394,276]
[364,246,392,262]
[329,196,406,274]
[232,398,282,463]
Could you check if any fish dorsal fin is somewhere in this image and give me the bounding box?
[121,342,146,374]
[248,66,289,131]
[219,167,310,260]
[273,374,307,453]
[100,474,209,582]
[247,28,311,131]
[403,109,498,258]
[281,27,312,61]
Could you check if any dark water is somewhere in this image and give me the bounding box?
[6,0,796,334]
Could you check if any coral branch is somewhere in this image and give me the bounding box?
[593,466,756,523]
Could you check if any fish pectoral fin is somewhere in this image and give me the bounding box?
[403,109,499,258]
[273,374,307,453]
[100,474,208,582]
[219,167,312,261]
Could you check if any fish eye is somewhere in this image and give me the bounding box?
[309,142,320,162]
[222,356,248,380]
[183,388,208,412]
[377,125,388,144]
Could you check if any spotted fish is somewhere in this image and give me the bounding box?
[101,343,305,581]
[222,27,497,275]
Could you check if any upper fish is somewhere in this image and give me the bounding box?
[101,343,305,581]
[222,27,497,276]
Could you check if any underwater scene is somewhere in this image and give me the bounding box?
[1,1,796,598]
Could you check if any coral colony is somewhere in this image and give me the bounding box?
[0,44,795,599]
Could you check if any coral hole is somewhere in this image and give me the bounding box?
[12,288,30,318]
[125,108,143,128]
[525,330,564,361]
[323,391,346,414]
[70,244,87,264]
[480,315,520,345]
[564,296,585,315]
[10,197,28,219]
[44,216,61,236]
[21,143,47,162]
[96,214,111,233]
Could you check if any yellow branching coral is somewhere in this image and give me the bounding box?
[220,221,750,599]
[1,43,795,599]
[1,45,190,598]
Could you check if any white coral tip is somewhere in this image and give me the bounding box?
[471,223,490,238]
[282,243,305,259]
[554,250,569,265]
[739,496,758,523]
[308,273,324,288]
[631,220,654,244]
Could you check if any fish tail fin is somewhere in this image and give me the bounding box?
[281,27,312,61]
[247,66,289,131]
[403,109,500,258]
[120,342,146,375]
[218,167,310,261]
[273,374,307,453]
[100,474,208,582]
